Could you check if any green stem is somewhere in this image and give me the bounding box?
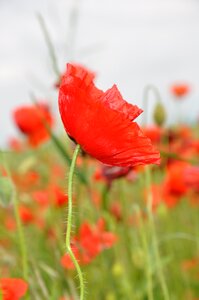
[37,13,60,78]
[66,0,81,60]
[118,181,135,298]
[143,85,162,127]
[133,205,154,300]
[145,166,170,300]
[65,144,85,300]
[0,150,29,298]
[13,190,29,282]
[101,184,110,211]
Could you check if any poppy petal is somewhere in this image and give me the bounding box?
[59,64,160,167]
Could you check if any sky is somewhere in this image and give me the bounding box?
[1,0,199,146]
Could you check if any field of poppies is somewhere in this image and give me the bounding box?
[1,60,199,300]
[1,7,199,299]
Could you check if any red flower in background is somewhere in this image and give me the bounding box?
[164,161,188,197]
[8,138,23,152]
[61,218,117,269]
[19,205,35,224]
[171,84,190,98]
[143,126,162,144]
[32,190,50,208]
[0,278,28,300]
[162,161,189,208]
[59,64,160,167]
[13,102,53,147]
[32,185,68,208]
[184,166,199,192]
[12,170,40,192]
[94,164,132,186]
[51,185,68,207]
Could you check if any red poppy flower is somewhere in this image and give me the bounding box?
[170,84,190,98]
[0,278,28,300]
[58,64,160,167]
[13,102,53,147]
[19,205,35,224]
[8,138,23,152]
[54,63,96,89]
[32,190,50,208]
[4,216,16,232]
[12,170,40,192]
[143,126,162,144]
[32,185,68,208]
[163,161,189,198]
[51,185,68,207]
[184,166,199,192]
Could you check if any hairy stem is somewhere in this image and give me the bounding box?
[65,144,85,300]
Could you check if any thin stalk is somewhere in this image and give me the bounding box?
[133,205,154,300]
[143,85,162,127]
[65,144,85,300]
[37,13,60,78]
[0,150,29,298]
[66,0,81,60]
[13,190,29,282]
[117,180,135,298]
[145,166,170,300]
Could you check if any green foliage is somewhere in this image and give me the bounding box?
[0,138,199,300]
[0,176,14,207]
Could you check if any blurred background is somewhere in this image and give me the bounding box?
[1,0,199,146]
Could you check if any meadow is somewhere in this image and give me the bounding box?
[1,9,199,300]
[1,74,199,300]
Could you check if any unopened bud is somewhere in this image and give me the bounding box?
[153,102,166,127]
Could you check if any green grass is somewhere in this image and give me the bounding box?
[1,138,199,300]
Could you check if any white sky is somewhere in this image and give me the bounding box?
[1,0,199,146]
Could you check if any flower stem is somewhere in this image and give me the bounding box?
[142,84,162,127]
[13,190,29,282]
[133,204,154,300]
[65,144,85,300]
[37,13,60,78]
[145,166,170,300]
[0,150,29,299]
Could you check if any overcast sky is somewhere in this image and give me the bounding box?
[1,0,199,146]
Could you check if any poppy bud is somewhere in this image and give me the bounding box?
[153,102,166,127]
